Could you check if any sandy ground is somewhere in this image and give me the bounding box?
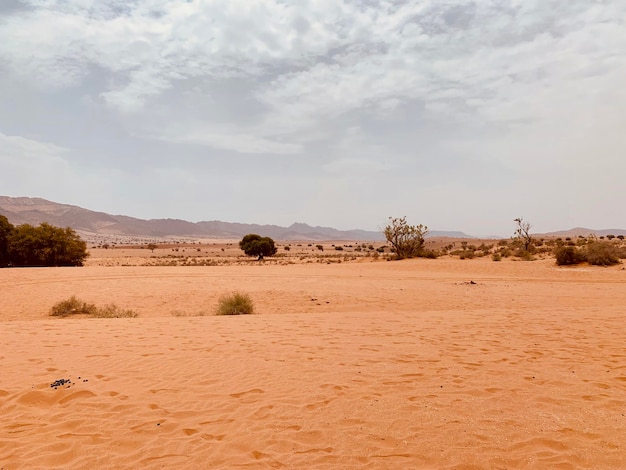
[1,257,625,468]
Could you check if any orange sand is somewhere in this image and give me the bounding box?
[1,258,625,468]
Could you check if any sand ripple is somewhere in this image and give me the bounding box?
[1,304,626,469]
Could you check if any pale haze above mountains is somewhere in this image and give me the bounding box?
[0,1,624,235]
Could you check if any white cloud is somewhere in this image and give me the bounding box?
[0,1,625,233]
[156,124,302,155]
[0,132,68,158]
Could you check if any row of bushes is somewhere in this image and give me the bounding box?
[0,216,89,267]
[51,291,255,318]
[51,296,137,318]
[555,242,624,266]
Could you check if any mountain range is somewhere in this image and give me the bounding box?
[0,196,471,241]
[2,196,624,241]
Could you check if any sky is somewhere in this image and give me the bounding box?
[0,0,624,236]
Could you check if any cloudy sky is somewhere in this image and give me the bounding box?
[0,0,624,236]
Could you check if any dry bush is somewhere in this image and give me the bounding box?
[383,216,431,259]
[584,242,621,266]
[50,296,97,317]
[171,310,206,317]
[50,296,137,318]
[515,249,535,261]
[555,246,586,266]
[92,304,138,318]
[216,292,254,315]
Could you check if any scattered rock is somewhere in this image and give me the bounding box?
[50,378,72,389]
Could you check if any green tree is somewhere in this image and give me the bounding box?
[383,216,429,259]
[7,223,89,266]
[0,215,14,267]
[239,234,277,259]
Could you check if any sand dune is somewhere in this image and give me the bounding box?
[1,258,625,468]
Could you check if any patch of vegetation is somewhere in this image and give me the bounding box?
[584,241,621,266]
[50,296,137,318]
[50,296,98,317]
[91,304,138,318]
[383,216,434,259]
[216,291,255,315]
[555,246,586,266]
[171,310,206,317]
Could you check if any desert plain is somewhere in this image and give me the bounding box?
[1,243,626,469]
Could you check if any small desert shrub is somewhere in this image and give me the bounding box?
[516,249,534,261]
[334,246,344,251]
[171,310,206,317]
[555,246,586,266]
[92,304,138,318]
[50,296,137,318]
[584,242,621,266]
[419,249,439,259]
[216,292,254,315]
[50,296,97,317]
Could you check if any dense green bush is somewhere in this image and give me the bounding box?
[239,234,277,258]
[1,219,89,267]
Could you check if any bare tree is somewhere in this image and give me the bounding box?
[513,217,533,252]
[383,216,428,259]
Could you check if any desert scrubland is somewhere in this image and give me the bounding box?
[1,247,625,469]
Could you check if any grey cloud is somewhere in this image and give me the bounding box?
[0,0,624,234]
